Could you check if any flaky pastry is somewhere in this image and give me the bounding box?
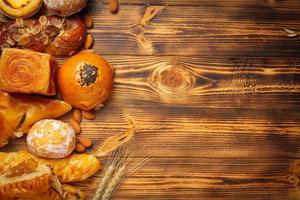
[0,48,56,95]
[0,151,101,183]
[0,158,62,200]
[0,91,71,147]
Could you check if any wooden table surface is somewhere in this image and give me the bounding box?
[3,0,300,199]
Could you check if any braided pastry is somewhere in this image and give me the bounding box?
[0,15,86,56]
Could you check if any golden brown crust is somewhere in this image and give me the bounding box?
[45,17,86,56]
[0,91,71,147]
[39,153,101,183]
[43,0,87,17]
[0,0,43,19]
[0,48,57,95]
[0,158,59,200]
[0,151,101,183]
[0,16,86,56]
[57,52,114,110]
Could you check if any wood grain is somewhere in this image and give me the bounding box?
[1,0,300,199]
[83,2,300,56]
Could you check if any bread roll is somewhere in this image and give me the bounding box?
[44,0,87,17]
[27,119,76,159]
[57,52,114,110]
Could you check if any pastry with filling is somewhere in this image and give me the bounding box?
[57,52,114,110]
[0,0,42,19]
[0,48,56,95]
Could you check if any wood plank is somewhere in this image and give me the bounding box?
[2,55,300,199]
[82,3,300,56]
[99,0,300,8]
[1,0,300,199]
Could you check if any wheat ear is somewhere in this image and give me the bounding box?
[101,165,126,200]
[92,165,114,200]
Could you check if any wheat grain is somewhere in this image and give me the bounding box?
[101,166,126,200]
[93,141,151,200]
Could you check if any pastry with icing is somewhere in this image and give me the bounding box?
[27,119,76,159]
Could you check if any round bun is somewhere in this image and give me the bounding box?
[57,52,114,110]
[27,119,76,159]
[0,0,42,19]
[43,0,87,17]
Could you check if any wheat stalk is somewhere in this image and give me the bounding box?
[93,142,151,200]
[101,165,126,200]
[92,165,114,200]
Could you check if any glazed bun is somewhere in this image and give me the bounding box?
[57,52,114,111]
[27,119,76,159]
[0,0,42,19]
[43,0,87,17]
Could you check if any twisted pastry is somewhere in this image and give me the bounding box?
[0,15,86,56]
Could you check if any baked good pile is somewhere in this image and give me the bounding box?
[0,1,117,199]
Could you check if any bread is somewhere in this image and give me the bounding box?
[0,16,86,56]
[0,91,71,147]
[57,52,114,110]
[27,119,76,159]
[44,0,87,17]
[0,151,101,183]
[0,48,56,95]
[0,158,85,200]
[0,158,62,200]
[0,0,42,19]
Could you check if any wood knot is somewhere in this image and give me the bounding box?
[149,65,195,95]
[286,175,299,187]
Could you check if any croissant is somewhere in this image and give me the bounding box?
[0,15,86,56]
[0,48,56,95]
[0,151,101,183]
[0,91,71,147]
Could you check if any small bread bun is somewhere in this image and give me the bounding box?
[43,0,87,17]
[57,52,114,110]
[27,119,76,159]
[0,0,42,19]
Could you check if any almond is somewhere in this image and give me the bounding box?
[75,143,85,153]
[94,103,104,111]
[78,136,93,148]
[69,118,81,134]
[82,110,96,120]
[109,0,119,14]
[83,15,93,28]
[72,109,82,123]
[84,34,93,49]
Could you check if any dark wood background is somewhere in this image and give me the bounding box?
[3,0,300,199]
